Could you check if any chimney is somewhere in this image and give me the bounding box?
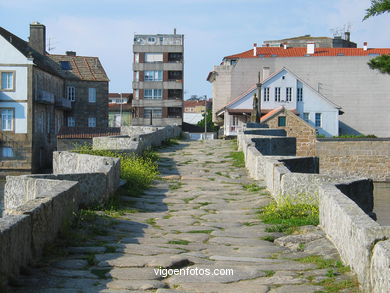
[262,67,270,81]
[283,43,287,50]
[29,22,46,55]
[307,43,315,54]
[66,51,76,56]
[253,43,257,57]
[345,32,350,42]
[174,28,176,35]
[363,42,368,51]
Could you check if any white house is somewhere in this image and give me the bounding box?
[216,67,341,137]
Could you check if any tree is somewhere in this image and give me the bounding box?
[363,0,390,20]
[363,0,390,74]
[197,109,218,132]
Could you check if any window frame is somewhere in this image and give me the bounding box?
[66,86,76,101]
[145,53,163,63]
[88,88,96,103]
[297,87,303,102]
[67,117,76,127]
[0,108,14,131]
[274,87,281,102]
[315,113,322,127]
[303,112,309,122]
[143,107,162,118]
[144,71,163,81]
[278,116,286,127]
[263,87,270,101]
[0,71,16,92]
[286,87,292,102]
[88,117,96,127]
[144,89,162,99]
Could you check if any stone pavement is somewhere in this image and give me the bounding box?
[10,140,359,293]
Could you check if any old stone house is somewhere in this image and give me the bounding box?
[260,107,317,156]
[0,23,109,173]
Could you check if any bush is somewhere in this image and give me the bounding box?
[74,144,159,196]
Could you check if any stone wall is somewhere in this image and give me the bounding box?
[316,138,390,182]
[93,125,181,154]
[238,125,390,292]
[263,108,317,156]
[57,138,92,151]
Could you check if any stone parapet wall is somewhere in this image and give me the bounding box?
[0,180,79,284]
[319,184,390,292]
[0,126,179,287]
[238,126,390,292]
[316,139,390,182]
[93,125,181,154]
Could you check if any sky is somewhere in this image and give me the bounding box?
[1,0,390,99]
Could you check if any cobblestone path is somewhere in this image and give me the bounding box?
[11,140,358,293]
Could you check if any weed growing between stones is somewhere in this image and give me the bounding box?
[227,151,245,168]
[167,240,190,245]
[242,183,266,192]
[258,195,319,234]
[74,145,159,196]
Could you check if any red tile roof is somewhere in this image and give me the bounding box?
[57,127,120,139]
[109,93,132,98]
[260,106,285,122]
[224,47,390,59]
[108,104,132,111]
[184,100,207,107]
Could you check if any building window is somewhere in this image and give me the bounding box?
[274,87,281,102]
[68,117,75,127]
[144,71,162,81]
[315,113,322,127]
[144,89,162,99]
[0,72,15,91]
[134,89,139,100]
[88,117,96,127]
[60,61,72,70]
[144,107,162,118]
[66,86,76,101]
[88,88,96,103]
[264,88,270,101]
[286,87,292,102]
[297,88,303,101]
[134,53,139,63]
[1,146,14,158]
[145,53,163,63]
[1,109,13,131]
[168,71,183,81]
[303,112,309,122]
[168,107,182,118]
[134,71,139,82]
[168,53,183,62]
[278,116,286,127]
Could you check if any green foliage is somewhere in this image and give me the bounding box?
[259,196,319,234]
[74,144,159,196]
[363,0,390,20]
[368,54,390,74]
[197,109,218,131]
[227,151,245,168]
[242,183,265,192]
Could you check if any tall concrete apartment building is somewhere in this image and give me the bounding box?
[132,32,184,126]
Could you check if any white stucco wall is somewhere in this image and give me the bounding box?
[211,55,390,136]
[0,66,28,101]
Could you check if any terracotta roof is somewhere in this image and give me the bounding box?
[184,100,207,107]
[224,47,390,60]
[260,106,285,122]
[57,127,120,139]
[49,54,109,82]
[108,104,132,111]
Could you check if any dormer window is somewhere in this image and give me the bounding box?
[60,61,72,70]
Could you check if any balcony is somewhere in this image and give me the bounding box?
[35,90,54,104]
[55,97,72,110]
